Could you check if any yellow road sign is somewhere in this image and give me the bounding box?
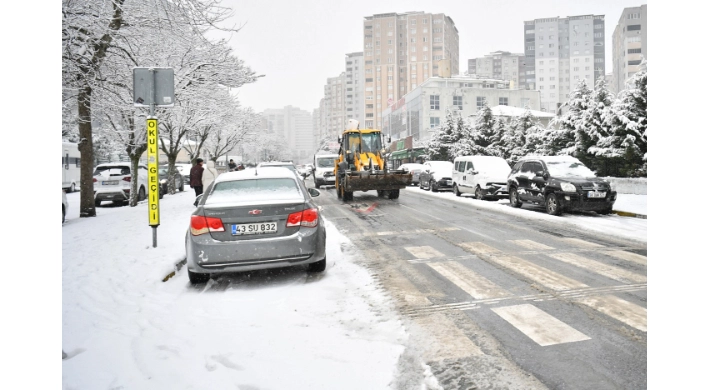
[147,119,160,226]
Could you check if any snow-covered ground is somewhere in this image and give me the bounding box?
[62,191,425,389]
[61,188,646,389]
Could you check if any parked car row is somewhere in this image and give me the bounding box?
[408,155,617,216]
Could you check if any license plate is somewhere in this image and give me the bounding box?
[232,222,277,235]
[446,180,452,185]
[102,181,118,185]
[588,191,606,198]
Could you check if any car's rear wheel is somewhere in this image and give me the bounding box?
[178,177,184,192]
[188,269,210,284]
[431,180,438,192]
[307,257,327,273]
[475,186,484,200]
[388,189,400,199]
[509,187,522,208]
[95,199,102,207]
[453,184,461,197]
[545,193,562,216]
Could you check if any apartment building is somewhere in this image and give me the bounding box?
[261,106,315,163]
[467,51,526,88]
[363,11,459,129]
[612,4,647,94]
[381,75,541,144]
[345,52,365,124]
[523,14,605,113]
[323,73,347,142]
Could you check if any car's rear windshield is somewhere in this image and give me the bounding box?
[262,164,296,172]
[94,166,130,176]
[206,178,302,204]
[545,160,596,177]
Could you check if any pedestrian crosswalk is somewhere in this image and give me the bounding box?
[402,236,647,347]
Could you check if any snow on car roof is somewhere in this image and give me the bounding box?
[519,155,581,163]
[215,167,297,183]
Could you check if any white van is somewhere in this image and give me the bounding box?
[452,155,511,200]
[62,142,81,192]
[312,154,339,188]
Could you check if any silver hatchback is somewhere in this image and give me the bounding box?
[185,167,327,284]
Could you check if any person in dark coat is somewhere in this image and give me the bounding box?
[190,158,205,196]
[228,159,237,171]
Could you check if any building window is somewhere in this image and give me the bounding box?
[476,96,486,108]
[627,25,641,31]
[430,117,440,128]
[499,97,508,106]
[430,95,440,110]
[453,96,462,110]
[628,48,642,54]
[628,60,642,65]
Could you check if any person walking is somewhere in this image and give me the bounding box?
[202,160,220,191]
[228,159,237,171]
[190,158,205,196]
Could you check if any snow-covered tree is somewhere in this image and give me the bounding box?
[576,76,615,173]
[469,101,501,157]
[549,79,592,156]
[450,114,476,158]
[426,110,458,161]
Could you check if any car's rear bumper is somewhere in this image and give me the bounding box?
[186,224,326,274]
[94,190,129,202]
[434,178,453,190]
[556,191,617,212]
[481,183,509,198]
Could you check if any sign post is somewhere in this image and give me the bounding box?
[133,67,174,248]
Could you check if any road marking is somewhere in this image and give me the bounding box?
[562,237,605,248]
[427,261,510,300]
[459,242,501,255]
[370,227,460,237]
[509,239,554,251]
[412,313,483,361]
[605,250,647,266]
[491,304,591,346]
[574,295,647,332]
[405,246,445,259]
[547,252,647,284]
[459,242,589,291]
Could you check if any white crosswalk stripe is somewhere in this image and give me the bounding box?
[562,237,604,248]
[574,295,647,332]
[547,252,647,284]
[427,261,510,300]
[509,239,555,251]
[405,246,445,259]
[492,304,591,346]
[605,250,647,266]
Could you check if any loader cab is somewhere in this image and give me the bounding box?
[341,131,383,154]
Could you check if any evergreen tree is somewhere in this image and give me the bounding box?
[599,69,647,176]
[450,114,476,158]
[426,110,457,161]
[549,79,592,155]
[469,101,499,156]
[578,76,614,173]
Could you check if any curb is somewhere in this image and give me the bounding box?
[612,210,647,219]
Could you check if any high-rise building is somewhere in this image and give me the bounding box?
[363,11,459,129]
[612,4,647,94]
[467,51,526,87]
[261,106,314,163]
[345,52,365,124]
[523,15,606,113]
[324,73,346,141]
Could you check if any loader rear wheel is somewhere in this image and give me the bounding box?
[388,189,400,199]
[377,190,384,197]
[344,190,354,201]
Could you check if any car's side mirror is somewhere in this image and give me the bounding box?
[466,168,473,174]
[472,170,479,175]
[308,188,321,197]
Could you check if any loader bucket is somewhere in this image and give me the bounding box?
[346,171,412,192]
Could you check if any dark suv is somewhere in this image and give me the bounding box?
[507,156,616,216]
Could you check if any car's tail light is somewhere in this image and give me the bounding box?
[286,208,318,228]
[190,215,225,236]
[93,178,97,183]
[122,176,131,182]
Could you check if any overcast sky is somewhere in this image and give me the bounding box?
[212,0,647,113]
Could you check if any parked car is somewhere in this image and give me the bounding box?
[158,165,185,194]
[507,155,617,216]
[185,167,327,284]
[174,163,192,183]
[257,161,306,180]
[452,156,511,200]
[93,162,149,206]
[398,163,424,186]
[419,161,454,192]
[62,189,68,223]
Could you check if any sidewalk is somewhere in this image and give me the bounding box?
[613,194,647,219]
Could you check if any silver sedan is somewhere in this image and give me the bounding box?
[185,167,326,284]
